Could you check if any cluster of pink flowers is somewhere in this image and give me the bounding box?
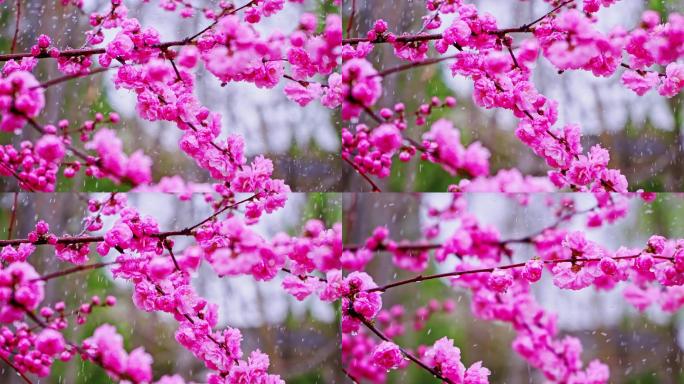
[535,8,684,99]
[341,94,556,192]
[81,324,153,382]
[98,194,341,383]
[0,106,143,190]
[0,190,344,383]
[0,3,343,377]
[0,70,44,132]
[4,0,684,382]
[1,0,342,194]
[0,139,62,192]
[423,337,491,384]
[341,1,684,192]
[338,191,684,383]
[421,119,490,177]
[85,128,152,185]
[341,58,382,119]
[339,273,491,383]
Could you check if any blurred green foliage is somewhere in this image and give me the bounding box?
[301,192,342,229]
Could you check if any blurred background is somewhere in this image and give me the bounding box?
[343,193,684,383]
[0,0,341,192]
[342,0,684,192]
[0,192,343,383]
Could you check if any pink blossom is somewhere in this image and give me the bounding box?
[542,10,604,71]
[424,337,466,382]
[104,32,135,64]
[523,259,543,282]
[552,262,602,290]
[35,135,65,163]
[125,150,153,185]
[125,347,153,383]
[658,63,684,97]
[284,82,323,106]
[0,262,45,322]
[487,269,513,292]
[599,257,618,275]
[393,40,429,62]
[371,341,404,370]
[36,329,66,356]
[583,0,618,13]
[464,361,491,384]
[634,254,654,273]
[621,70,660,96]
[341,59,382,120]
[282,275,318,301]
[83,325,128,377]
[55,243,90,265]
[370,124,402,154]
[0,71,45,132]
[105,222,134,249]
[462,142,491,177]
[438,20,471,53]
[647,235,667,254]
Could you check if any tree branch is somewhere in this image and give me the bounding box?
[366,254,671,293]
[11,0,21,53]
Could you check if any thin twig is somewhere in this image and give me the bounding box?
[358,316,454,384]
[163,240,181,271]
[7,193,18,240]
[186,194,258,231]
[341,367,360,384]
[345,0,357,38]
[342,156,381,192]
[374,54,458,77]
[417,2,443,34]
[0,195,256,248]
[186,0,255,42]
[342,0,573,45]
[11,0,21,53]
[0,162,36,192]
[0,2,252,64]
[35,66,114,89]
[367,254,670,293]
[0,353,33,384]
[32,261,117,282]
[343,204,600,252]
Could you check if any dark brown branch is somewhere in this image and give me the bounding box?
[163,240,181,271]
[32,262,117,282]
[362,105,383,124]
[0,162,37,192]
[357,316,454,384]
[374,54,459,77]
[36,66,113,89]
[343,33,443,45]
[341,367,360,384]
[0,194,256,248]
[186,0,255,42]
[0,353,33,384]
[0,0,256,63]
[11,0,21,53]
[7,193,18,240]
[345,0,357,38]
[367,254,670,293]
[343,242,441,252]
[342,156,381,192]
[186,194,258,231]
[343,204,600,252]
[0,230,188,248]
[341,0,573,45]
[0,40,186,62]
